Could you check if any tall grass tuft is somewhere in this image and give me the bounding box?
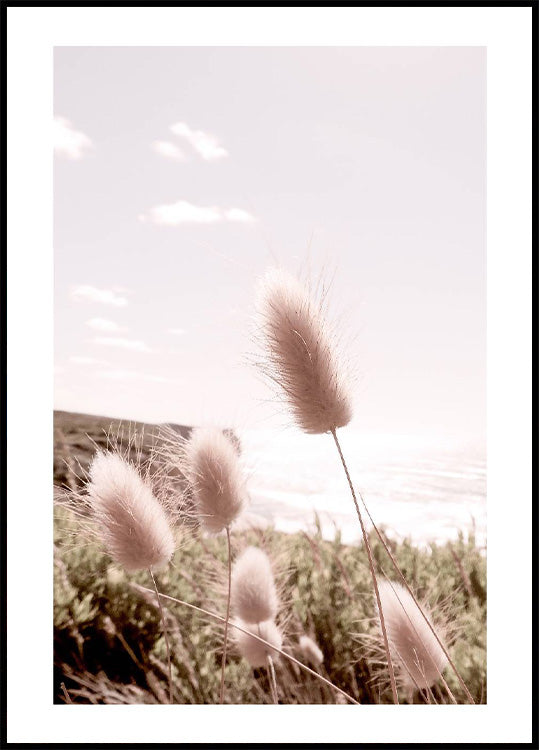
[255,267,399,702]
[182,428,246,534]
[255,268,352,435]
[231,545,281,702]
[299,635,324,666]
[181,427,247,702]
[376,580,449,696]
[85,450,175,702]
[235,619,283,669]
[231,546,278,624]
[86,451,175,572]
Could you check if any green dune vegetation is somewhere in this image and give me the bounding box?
[54,410,486,705]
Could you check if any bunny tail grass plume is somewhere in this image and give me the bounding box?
[182,427,247,702]
[183,427,246,533]
[87,451,175,572]
[236,619,283,668]
[255,268,352,434]
[377,580,449,692]
[299,635,324,666]
[255,268,397,702]
[231,546,278,624]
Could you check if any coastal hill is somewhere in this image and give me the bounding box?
[53,410,193,491]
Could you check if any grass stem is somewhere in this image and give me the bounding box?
[219,526,232,704]
[331,428,399,705]
[267,654,278,704]
[149,569,173,704]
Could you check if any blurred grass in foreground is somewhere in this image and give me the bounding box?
[54,504,486,704]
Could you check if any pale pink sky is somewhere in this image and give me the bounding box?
[54,46,485,442]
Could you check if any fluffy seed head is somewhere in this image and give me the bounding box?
[235,619,282,668]
[255,268,353,434]
[299,634,324,666]
[183,427,246,533]
[377,580,448,691]
[231,546,278,624]
[87,451,175,572]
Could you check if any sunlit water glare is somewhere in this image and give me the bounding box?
[239,429,486,550]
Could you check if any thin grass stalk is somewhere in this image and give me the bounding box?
[149,569,173,704]
[116,630,144,670]
[359,495,475,704]
[60,682,73,704]
[219,526,232,703]
[438,670,457,705]
[266,654,278,704]
[137,585,360,705]
[330,428,399,705]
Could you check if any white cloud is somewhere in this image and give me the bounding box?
[54,116,93,160]
[223,208,256,223]
[70,285,128,307]
[139,199,256,226]
[151,140,186,161]
[170,121,228,161]
[110,285,131,294]
[97,369,179,384]
[85,317,127,333]
[91,337,152,353]
[168,328,186,336]
[69,355,110,366]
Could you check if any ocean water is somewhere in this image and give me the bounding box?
[240,429,486,550]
